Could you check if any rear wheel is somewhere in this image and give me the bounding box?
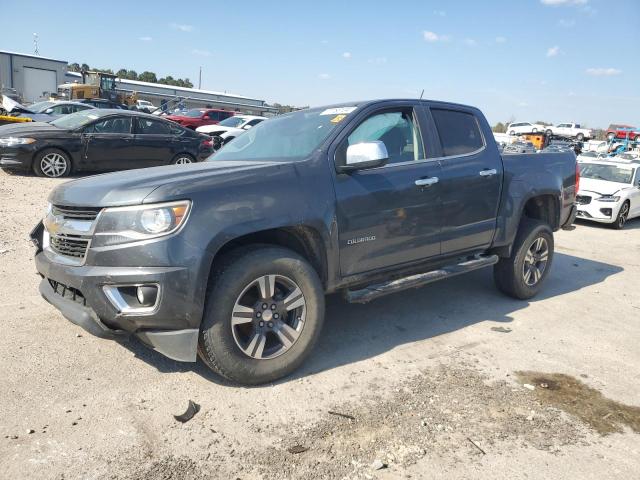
[576,133,584,141]
[198,246,325,385]
[611,201,630,230]
[33,149,71,178]
[494,219,554,300]
[171,153,195,165]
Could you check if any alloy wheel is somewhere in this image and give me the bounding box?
[40,153,68,178]
[174,156,193,164]
[523,237,549,286]
[617,203,629,228]
[231,275,306,360]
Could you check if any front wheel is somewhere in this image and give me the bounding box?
[198,246,325,385]
[494,219,554,300]
[33,149,71,178]
[611,201,630,230]
[576,133,584,141]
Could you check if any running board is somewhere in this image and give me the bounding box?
[345,255,499,304]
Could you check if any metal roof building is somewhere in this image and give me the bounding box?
[64,71,276,116]
[0,50,68,102]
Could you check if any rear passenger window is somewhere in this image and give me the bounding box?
[137,118,171,135]
[431,109,484,157]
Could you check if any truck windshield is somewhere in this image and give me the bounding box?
[579,163,634,184]
[209,106,356,162]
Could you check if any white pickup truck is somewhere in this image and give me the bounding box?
[545,123,592,141]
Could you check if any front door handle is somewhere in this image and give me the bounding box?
[415,177,439,187]
[479,169,497,177]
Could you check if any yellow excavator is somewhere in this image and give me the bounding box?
[57,71,138,107]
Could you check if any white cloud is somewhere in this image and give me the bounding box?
[342,52,352,59]
[433,10,446,16]
[585,67,621,76]
[557,18,576,27]
[540,0,587,5]
[464,38,477,47]
[170,23,194,32]
[423,30,451,42]
[139,36,152,42]
[192,49,211,57]
[546,46,560,57]
[495,36,507,44]
[318,73,331,79]
[368,57,388,65]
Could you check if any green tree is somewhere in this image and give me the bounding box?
[68,63,81,72]
[183,78,193,88]
[116,69,128,78]
[138,71,157,83]
[125,70,138,80]
[492,122,507,133]
[80,63,90,72]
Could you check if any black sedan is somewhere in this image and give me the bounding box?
[0,109,213,177]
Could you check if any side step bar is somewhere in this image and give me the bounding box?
[345,255,499,304]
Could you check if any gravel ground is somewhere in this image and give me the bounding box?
[1,169,639,479]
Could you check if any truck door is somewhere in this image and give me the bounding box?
[332,103,442,276]
[429,107,502,254]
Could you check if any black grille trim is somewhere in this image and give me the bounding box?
[48,279,87,306]
[52,205,102,221]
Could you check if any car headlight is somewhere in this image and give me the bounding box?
[92,201,191,247]
[0,137,36,146]
[597,195,620,203]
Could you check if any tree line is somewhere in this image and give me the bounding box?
[67,63,193,88]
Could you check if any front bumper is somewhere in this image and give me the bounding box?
[32,223,213,363]
[0,145,34,170]
[576,200,620,224]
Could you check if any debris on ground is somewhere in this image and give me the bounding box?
[523,384,535,391]
[491,326,512,333]
[328,410,356,421]
[371,459,387,470]
[287,445,309,454]
[174,400,200,423]
[467,437,486,455]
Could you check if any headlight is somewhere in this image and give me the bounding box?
[0,137,36,146]
[92,201,191,247]
[597,195,620,203]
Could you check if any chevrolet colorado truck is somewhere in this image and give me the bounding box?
[30,99,578,385]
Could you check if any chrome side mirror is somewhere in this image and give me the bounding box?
[340,141,389,172]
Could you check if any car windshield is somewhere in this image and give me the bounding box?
[28,101,55,113]
[50,110,102,129]
[208,106,356,162]
[184,109,205,118]
[579,163,635,184]
[217,116,246,127]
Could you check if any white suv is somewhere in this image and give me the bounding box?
[576,157,640,229]
[507,122,546,135]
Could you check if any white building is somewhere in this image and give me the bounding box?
[0,50,68,102]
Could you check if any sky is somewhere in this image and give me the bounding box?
[2,0,639,128]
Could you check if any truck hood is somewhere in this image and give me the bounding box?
[48,160,283,207]
[578,177,631,196]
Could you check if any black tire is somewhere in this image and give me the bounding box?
[170,153,195,165]
[611,201,630,230]
[576,133,584,141]
[545,129,553,136]
[494,219,554,300]
[607,133,615,141]
[33,148,71,178]
[198,246,325,385]
[508,130,515,136]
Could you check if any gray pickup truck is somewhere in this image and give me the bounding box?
[30,99,578,384]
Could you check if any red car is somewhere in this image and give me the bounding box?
[606,124,640,141]
[166,108,234,129]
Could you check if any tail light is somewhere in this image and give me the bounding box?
[201,138,213,149]
[575,162,580,193]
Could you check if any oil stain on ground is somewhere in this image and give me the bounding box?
[517,371,640,435]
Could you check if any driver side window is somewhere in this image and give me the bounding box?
[87,117,132,134]
[346,110,425,165]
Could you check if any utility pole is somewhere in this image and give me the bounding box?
[33,33,39,56]
[198,66,202,89]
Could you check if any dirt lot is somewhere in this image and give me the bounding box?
[1,170,639,479]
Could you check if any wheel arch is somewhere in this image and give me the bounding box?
[31,145,75,172]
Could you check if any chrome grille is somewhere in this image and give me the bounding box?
[52,205,102,221]
[49,234,90,259]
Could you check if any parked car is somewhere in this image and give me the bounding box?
[606,124,640,142]
[507,122,546,135]
[78,98,128,110]
[575,158,640,229]
[577,151,608,162]
[545,123,592,141]
[503,141,537,154]
[166,108,234,129]
[16,101,95,122]
[196,114,267,149]
[136,99,156,113]
[29,99,577,384]
[0,109,213,177]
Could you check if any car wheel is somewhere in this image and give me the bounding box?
[532,128,538,133]
[576,133,584,141]
[171,154,195,165]
[508,130,515,136]
[198,246,325,385]
[545,129,552,136]
[494,219,554,300]
[611,201,630,230]
[33,149,71,178]
[634,135,640,143]
[607,133,615,141]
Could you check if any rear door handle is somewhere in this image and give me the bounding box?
[479,169,497,177]
[415,177,439,187]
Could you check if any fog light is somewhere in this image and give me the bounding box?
[136,286,158,307]
[600,208,612,217]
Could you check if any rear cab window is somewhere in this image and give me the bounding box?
[430,108,484,157]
